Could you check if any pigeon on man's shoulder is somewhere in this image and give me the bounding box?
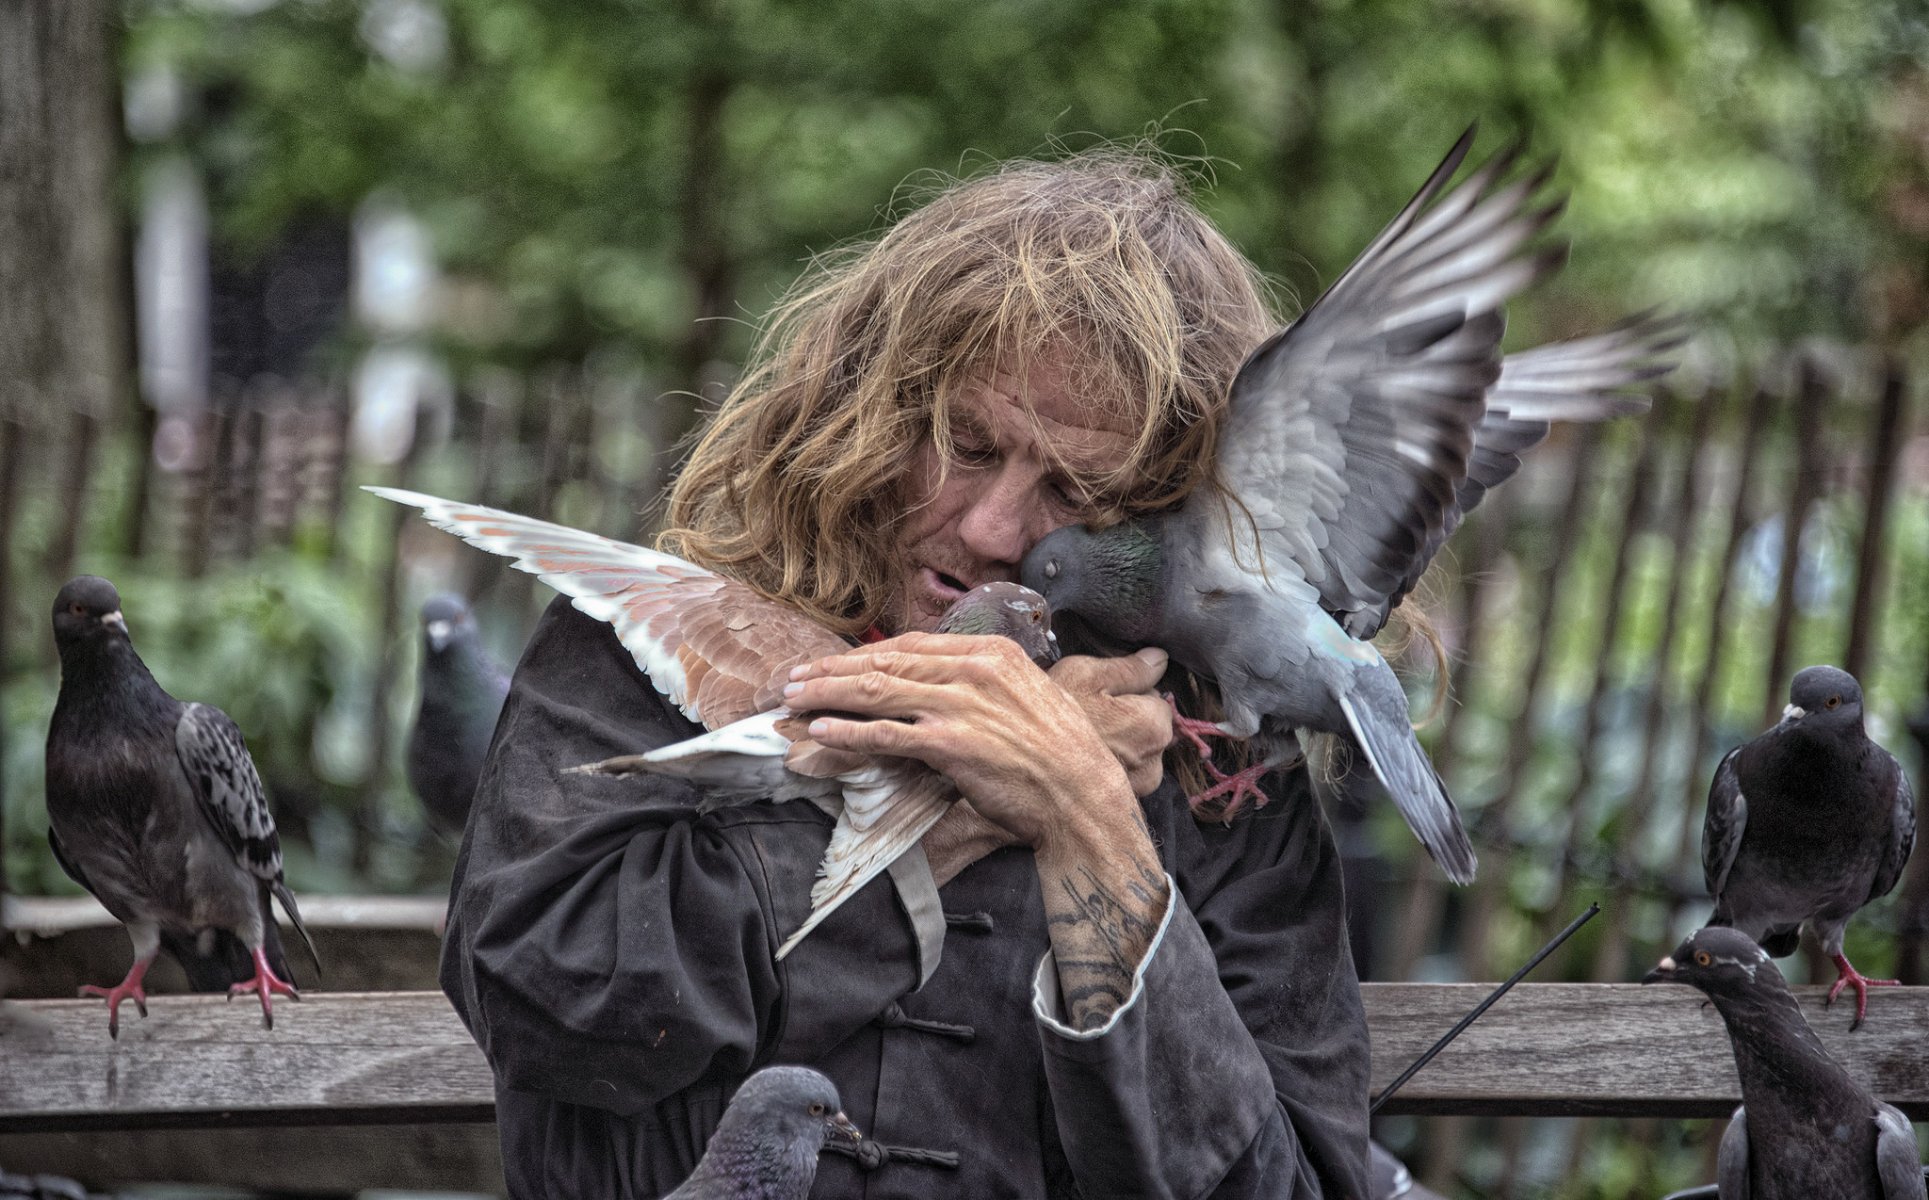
[407,593,511,835]
[663,1066,861,1200]
[1643,927,1925,1199]
[44,576,319,1037]
[1702,665,1916,1026]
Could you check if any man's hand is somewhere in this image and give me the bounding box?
[786,633,1171,1030]
[783,632,1129,848]
[1048,648,1171,797]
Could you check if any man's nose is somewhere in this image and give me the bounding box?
[956,467,1042,567]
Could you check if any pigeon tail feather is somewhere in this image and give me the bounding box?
[272,879,323,980]
[1334,663,1476,884]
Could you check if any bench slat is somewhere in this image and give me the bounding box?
[2,983,1926,1130]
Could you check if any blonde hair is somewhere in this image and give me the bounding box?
[658,147,1276,638]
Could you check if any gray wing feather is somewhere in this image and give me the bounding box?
[1345,316,1683,638]
[1718,1106,1751,1200]
[175,703,284,882]
[1875,1102,1926,1200]
[1869,759,1916,906]
[1214,130,1565,632]
[1704,749,1748,900]
[1335,658,1476,884]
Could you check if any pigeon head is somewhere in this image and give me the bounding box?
[718,1065,861,1153]
[1642,927,1782,1000]
[51,576,129,649]
[936,582,1058,667]
[420,593,478,656]
[1780,665,1863,734]
[1019,521,1163,645]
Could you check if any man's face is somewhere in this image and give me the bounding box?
[889,359,1138,634]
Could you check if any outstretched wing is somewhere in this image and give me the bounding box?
[1703,748,1748,900]
[175,703,283,882]
[1869,757,1915,906]
[1348,314,1685,637]
[1212,128,1565,632]
[369,488,847,730]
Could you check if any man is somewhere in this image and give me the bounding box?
[441,151,1371,1198]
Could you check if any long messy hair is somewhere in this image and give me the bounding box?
[658,147,1277,638]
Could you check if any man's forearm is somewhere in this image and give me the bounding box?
[1034,788,1170,1031]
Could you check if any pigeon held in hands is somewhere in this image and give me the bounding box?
[576,578,1054,958]
[1642,927,1926,1200]
[1703,665,1916,1027]
[44,577,320,1037]
[1020,127,1681,883]
[662,1066,861,1200]
[407,593,510,835]
[367,488,1054,967]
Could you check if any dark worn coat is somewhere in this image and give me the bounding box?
[442,597,1372,1199]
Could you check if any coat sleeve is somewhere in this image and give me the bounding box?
[439,597,926,1115]
[1029,773,1372,1199]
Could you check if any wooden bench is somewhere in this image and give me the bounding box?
[2,984,1926,1193]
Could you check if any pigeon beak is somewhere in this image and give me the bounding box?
[1640,956,1677,985]
[1781,704,1805,723]
[101,610,127,634]
[1043,629,1060,664]
[426,619,454,652]
[826,1111,862,1145]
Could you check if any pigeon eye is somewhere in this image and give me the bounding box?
[1043,561,1059,580]
[69,603,85,615]
[808,1102,826,1117]
[1825,695,1841,710]
[1694,951,1712,967]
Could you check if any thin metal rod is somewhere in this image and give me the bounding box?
[1370,902,1602,1115]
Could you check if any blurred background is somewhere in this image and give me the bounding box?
[2,0,1928,1196]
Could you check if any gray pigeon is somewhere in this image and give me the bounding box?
[1642,927,1925,1199]
[407,593,510,835]
[1704,665,1916,1026]
[663,1065,861,1200]
[45,576,319,1036]
[366,488,1052,966]
[1020,129,1677,881]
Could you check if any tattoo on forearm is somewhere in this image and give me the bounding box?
[1045,856,1169,1031]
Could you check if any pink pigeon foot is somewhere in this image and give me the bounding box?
[1186,760,1273,820]
[1163,694,1227,760]
[80,958,152,1039]
[228,946,301,1030]
[1825,953,1898,1029]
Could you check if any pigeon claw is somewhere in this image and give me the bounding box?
[1824,953,1898,1030]
[79,960,152,1040]
[1186,760,1273,820]
[1163,694,1224,760]
[228,947,301,1030]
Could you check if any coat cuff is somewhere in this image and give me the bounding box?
[1029,875,1175,1038]
[1030,879,1281,1197]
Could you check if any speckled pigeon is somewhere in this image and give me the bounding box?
[1642,927,1925,1199]
[1020,129,1677,881]
[407,593,510,835]
[45,576,320,1036]
[1703,665,1917,1026]
[367,488,1055,965]
[663,1065,861,1200]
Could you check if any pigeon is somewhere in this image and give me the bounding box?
[1642,926,1926,1200]
[407,593,510,835]
[1703,665,1916,1026]
[44,576,319,1036]
[1019,128,1678,882]
[663,1065,862,1200]
[365,488,1055,962]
